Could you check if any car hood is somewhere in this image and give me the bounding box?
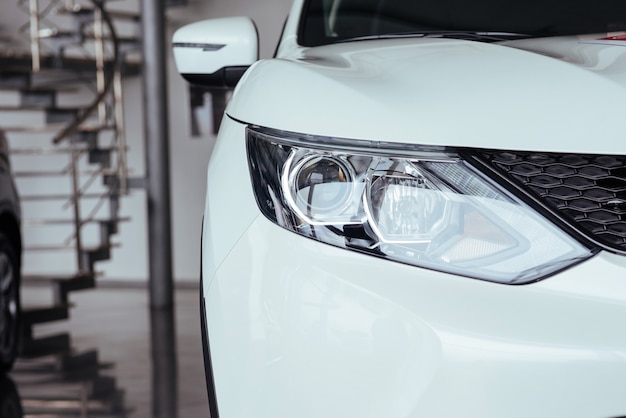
[227,36,626,154]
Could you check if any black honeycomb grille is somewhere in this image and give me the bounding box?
[479,151,626,252]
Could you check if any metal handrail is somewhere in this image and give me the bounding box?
[28,0,40,71]
[94,7,107,125]
[114,67,128,194]
[52,0,120,145]
[69,146,83,269]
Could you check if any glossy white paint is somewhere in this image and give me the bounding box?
[172,17,258,76]
[201,118,259,282]
[204,216,626,418]
[228,36,626,154]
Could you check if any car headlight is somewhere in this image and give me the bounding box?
[246,126,593,284]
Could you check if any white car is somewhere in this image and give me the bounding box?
[173,1,626,417]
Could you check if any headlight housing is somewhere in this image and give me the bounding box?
[247,126,592,284]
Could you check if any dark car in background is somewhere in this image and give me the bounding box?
[0,129,21,373]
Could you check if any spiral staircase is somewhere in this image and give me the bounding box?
[0,0,142,415]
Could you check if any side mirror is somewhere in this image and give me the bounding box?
[172,17,259,88]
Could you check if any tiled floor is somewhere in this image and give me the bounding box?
[7,285,210,418]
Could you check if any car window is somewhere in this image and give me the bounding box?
[298,0,626,46]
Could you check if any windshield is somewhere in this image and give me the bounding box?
[298,0,626,46]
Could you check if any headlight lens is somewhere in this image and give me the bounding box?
[247,127,592,284]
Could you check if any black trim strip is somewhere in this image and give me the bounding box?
[200,282,220,418]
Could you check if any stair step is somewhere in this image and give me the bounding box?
[0,104,83,112]
[21,395,128,417]
[15,359,115,383]
[81,245,112,267]
[57,5,141,22]
[14,167,119,177]
[20,333,71,358]
[23,217,130,226]
[20,192,119,201]
[0,84,77,93]
[22,274,96,303]
[0,70,34,89]
[20,385,128,417]
[15,350,100,373]
[21,305,72,327]
[1,123,67,133]
[0,107,80,126]
[3,123,114,133]
[20,89,57,108]
[23,273,94,283]
[58,350,99,371]
[90,375,119,398]
[22,274,96,295]
[58,362,112,383]
[1,54,98,73]
[14,353,109,376]
[0,52,141,78]
[24,243,121,252]
[10,145,120,156]
[22,400,122,415]
[57,276,96,298]
[38,28,140,46]
[22,244,80,252]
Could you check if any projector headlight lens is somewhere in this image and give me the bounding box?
[247,127,592,284]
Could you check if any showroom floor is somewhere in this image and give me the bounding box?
[9,285,209,418]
